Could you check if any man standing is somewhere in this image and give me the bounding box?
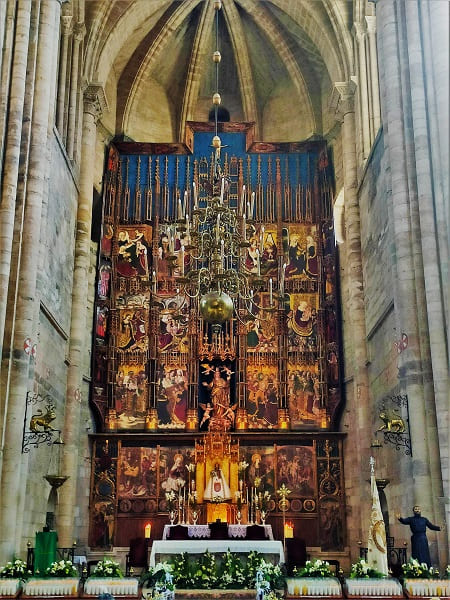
[396,506,441,566]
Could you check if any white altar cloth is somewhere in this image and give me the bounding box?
[84,577,139,596]
[162,524,273,540]
[150,539,284,567]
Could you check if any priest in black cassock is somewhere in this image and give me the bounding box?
[396,505,441,566]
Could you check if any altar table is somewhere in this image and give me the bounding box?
[149,539,284,567]
[162,524,274,540]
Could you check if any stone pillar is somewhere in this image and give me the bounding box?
[376,0,444,562]
[353,22,371,160]
[57,84,107,547]
[0,0,32,370]
[0,0,62,563]
[329,80,371,545]
[56,13,72,138]
[365,16,381,137]
[66,23,85,160]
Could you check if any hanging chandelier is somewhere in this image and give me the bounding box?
[151,0,285,332]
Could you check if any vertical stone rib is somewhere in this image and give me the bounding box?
[365,16,381,136]
[0,0,61,563]
[57,84,107,547]
[0,0,32,367]
[353,22,370,160]
[66,23,85,160]
[0,0,18,170]
[56,15,72,137]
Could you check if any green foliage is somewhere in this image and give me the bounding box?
[401,558,439,579]
[45,560,78,578]
[217,551,245,588]
[349,559,386,579]
[0,559,31,579]
[91,558,123,578]
[294,559,333,578]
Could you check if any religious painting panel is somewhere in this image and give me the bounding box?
[158,295,189,353]
[246,293,278,353]
[97,259,112,300]
[158,446,195,510]
[198,362,236,431]
[246,365,279,429]
[115,363,148,430]
[242,446,276,497]
[116,307,149,353]
[283,224,319,282]
[100,223,114,257]
[156,226,191,291]
[243,225,278,276]
[115,225,152,279]
[117,446,158,500]
[276,444,316,498]
[286,293,319,354]
[287,363,324,428]
[156,363,188,429]
[95,305,108,344]
[90,439,118,548]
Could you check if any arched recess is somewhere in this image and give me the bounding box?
[121,0,203,137]
[268,0,348,83]
[236,0,317,134]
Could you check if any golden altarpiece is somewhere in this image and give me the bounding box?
[89,123,345,551]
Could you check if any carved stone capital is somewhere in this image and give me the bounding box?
[352,21,367,41]
[61,15,73,35]
[73,22,86,42]
[329,80,357,119]
[83,83,108,122]
[365,15,377,35]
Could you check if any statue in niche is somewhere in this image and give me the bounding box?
[201,365,236,430]
[203,462,231,501]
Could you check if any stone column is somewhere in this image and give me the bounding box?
[365,16,381,136]
[353,22,370,160]
[0,0,32,370]
[329,80,371,545]
[57,84,107,547]
[66,23,85,160]
[0,0,19,169]
[376,0,441,556]
[56,13,72,138]
[0,0,62,562]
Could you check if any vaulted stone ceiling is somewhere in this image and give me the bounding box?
[84,0,354,143]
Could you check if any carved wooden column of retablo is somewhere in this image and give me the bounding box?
[58,84,108,547]
[0,0,63,562]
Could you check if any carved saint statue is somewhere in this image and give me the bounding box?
[203,462,231,501]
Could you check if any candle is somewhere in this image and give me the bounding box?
[250,192,255,217]
[280,262,286,297]
[185,214,190,235]
[183,190,188,215]
[180,246,184,275]
[216,214,220,241]
[284,522,294,538]
[178,197,183,219]
[260,226,265,253]
[144,523,151,539]
[193,182,198,209]
[220,177,225,204]
[152,270,157,293]
[240,185,246,214]
[221,239,224,267]
[269,278,273,305]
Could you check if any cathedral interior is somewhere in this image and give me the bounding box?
[0,0,448,575]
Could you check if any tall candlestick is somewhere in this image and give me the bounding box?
[256,250,260,276]
[220,177,225,204]
[269,278,273,305]
[260,226,265,253]
[216,214,220,242]
[183,190,188,216]
[178,198,183,220]
[180,246,185,275]
[240,185,246,215]
[193,181,198,209]
[250,192,255,217]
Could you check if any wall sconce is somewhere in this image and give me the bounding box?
[22,392,63,453]
[144,523,151,539]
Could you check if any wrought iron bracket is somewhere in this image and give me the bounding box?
[376,393,412,456]
[22,391,61,453]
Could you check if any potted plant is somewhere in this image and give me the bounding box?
[344,559,403,597]
[22,560,79,597]
[402,558,449,597]
[0,559,31,596]
[85,558,138,596]
[286,559,342,597]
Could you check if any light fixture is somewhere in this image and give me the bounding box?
[150,0,285,335]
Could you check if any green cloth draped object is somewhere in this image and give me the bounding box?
[34,531,57,574]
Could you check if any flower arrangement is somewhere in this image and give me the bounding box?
[45,560,78,578]
[294,559,333,578]
[91,558,123,578]
[192,551,218,589]
[217,551,246,589]
[349,559,386,579]
[171,553,196,589]
[256,491,272,512]
[165,491,177,512]
[401,558,439,579]
[0,559,31,579]
[446,565,450,577]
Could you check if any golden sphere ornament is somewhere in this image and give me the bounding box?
[212,135,221,148]
[199,291,233,324]
[213,92,221,105]
[213,50,221,63]
[213,0,222,11]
